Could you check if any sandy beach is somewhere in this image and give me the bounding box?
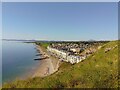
[32,45,60,77]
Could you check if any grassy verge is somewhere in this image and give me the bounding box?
[35,42,50,49]
[3,41,119,88]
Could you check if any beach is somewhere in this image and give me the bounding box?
[32,45,60,77]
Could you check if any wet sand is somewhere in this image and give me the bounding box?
[32,45,59,77]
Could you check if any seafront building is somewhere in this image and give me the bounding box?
[47,42,104,64]
[47,46,87,64]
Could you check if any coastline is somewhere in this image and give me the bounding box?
[32,44,60,77]
[2,42,60,85]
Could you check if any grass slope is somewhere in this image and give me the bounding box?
[3,41,118,88]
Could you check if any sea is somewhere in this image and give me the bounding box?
[2,41,39,85]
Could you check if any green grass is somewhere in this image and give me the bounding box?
[3,41,119,88]
[40,43,50,49]
[36,42,50,49]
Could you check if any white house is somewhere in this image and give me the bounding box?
[47,46,86,64]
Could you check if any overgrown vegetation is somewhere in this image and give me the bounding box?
[3,41,119,88]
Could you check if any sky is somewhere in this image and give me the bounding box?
[1,0,120,2]
[0,2,2,86]
[2,2,118,41]
[0,2,2,39]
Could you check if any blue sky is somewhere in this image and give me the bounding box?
[2,2,118,41]
[1,0,120,2]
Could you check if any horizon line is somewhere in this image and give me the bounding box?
[2,38,118,41]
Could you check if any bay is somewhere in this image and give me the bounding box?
[2,41,39,84]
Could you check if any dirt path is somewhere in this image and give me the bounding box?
[47,58,55,75]
[32,45,57,77]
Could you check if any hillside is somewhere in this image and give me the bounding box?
[3,41,118,88]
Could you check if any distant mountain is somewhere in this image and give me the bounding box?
[88,39,96,42]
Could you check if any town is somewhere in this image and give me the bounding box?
[47,41,108,64]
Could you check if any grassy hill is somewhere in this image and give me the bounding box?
[3,41,119,88]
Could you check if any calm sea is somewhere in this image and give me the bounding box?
[2,41,39,84]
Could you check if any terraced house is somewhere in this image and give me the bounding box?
[47,42,106,64]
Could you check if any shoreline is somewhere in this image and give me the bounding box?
[2,43,60,85]
[32,44,60,78]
